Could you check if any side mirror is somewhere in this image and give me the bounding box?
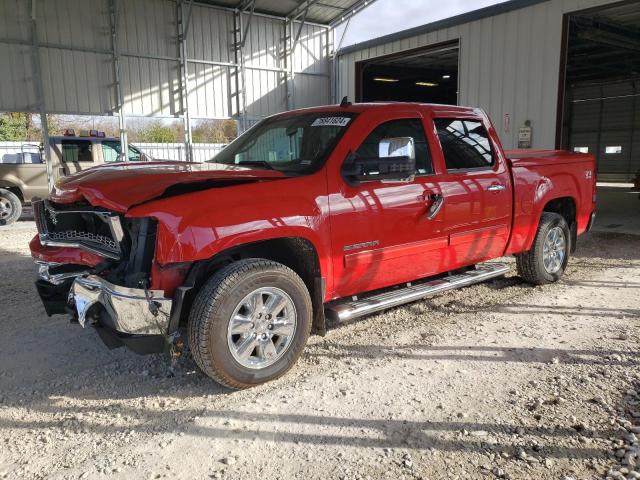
[342,137,416,184]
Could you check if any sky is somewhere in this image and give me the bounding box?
[335,0,510,49]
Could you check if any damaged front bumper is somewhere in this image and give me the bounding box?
[69,275,173,354]
[35,269,180,355]
[70,275,172,335]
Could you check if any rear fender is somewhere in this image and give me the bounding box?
[506,171,579,255]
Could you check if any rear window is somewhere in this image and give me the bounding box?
[434,118,494,170]
[61,140,93,163]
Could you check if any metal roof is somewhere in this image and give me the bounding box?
[195,0,376,25]
[337,0,551,55]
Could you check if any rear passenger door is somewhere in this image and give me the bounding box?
[430,115,512,267]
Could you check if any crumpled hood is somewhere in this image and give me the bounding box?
[51,161,286,213]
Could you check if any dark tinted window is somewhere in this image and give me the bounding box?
[434,119,494,170]
[356,119,432,174]
[61,140,93,163]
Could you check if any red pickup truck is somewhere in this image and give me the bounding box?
[30,102,596,389]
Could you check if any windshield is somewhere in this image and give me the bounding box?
[208,112,356,174]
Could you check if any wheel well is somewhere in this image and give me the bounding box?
[543,197,576,225]
[0,186,23,202]
[542,197,577,251]
[185,237,326,334]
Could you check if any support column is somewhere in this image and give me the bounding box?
[285,4,310,111]
[29,0,53,193]
[108,0,128,162]
[177,0,194,162]
[285,19,294,110]
[332,16,351,104]
[235,1,255,133]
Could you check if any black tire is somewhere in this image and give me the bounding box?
[188,258,312,389]
[0,189,22,226]
[516,212,570,285]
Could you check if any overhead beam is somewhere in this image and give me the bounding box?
[286,0,321,20]
[239,0,256,49]
[577,31,640,53]
[183,0,195,37]
[329,0,378,27]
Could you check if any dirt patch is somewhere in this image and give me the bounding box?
[0,223,638,480]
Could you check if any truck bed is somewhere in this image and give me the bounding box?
[505,148,596,256]
[505,149,592,167]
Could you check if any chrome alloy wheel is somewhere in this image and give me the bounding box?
[227,287,297,369]
[0,196,12,220]
[542,226,566,274]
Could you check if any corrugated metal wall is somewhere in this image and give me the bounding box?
[0,0,332,120]
[336,0,621,150]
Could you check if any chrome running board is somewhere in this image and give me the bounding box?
[325,263,509,323]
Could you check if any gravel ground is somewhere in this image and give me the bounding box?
[0,221,638,480]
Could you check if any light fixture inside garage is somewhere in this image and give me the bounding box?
[442,75,451,79]
[373,77,399,82]
[415,81,439,87]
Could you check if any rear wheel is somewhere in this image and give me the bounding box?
[0,189,22,226]
[188,259,312,389]
[516,212,570,285]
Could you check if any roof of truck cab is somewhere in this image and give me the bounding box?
[276,102,484,117]
[49,136,120,141]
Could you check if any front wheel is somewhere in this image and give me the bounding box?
[0,189,22,226]
[516,212,570,285]
[188,259,312,389]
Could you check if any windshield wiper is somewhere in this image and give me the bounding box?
[237,160,274,170]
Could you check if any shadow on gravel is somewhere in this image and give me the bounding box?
[0,402,614,462]
[188,410,613,461]
[562,279,640,288]
[306,343,639,367]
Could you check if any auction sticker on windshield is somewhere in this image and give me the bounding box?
[311,117,351,127]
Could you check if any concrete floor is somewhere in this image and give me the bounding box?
[593,183,640,236]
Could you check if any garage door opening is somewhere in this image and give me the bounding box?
[356,42,459,105]
[558,1,640,182]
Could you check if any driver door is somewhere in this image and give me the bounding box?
[327,111,448,299]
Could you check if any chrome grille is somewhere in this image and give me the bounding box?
[33,200,123,260]
[46,230,120,252]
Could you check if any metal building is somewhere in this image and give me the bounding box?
[336,0,640,181]
[0,0,371,168]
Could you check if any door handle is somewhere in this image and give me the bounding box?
[487,184,506,192]
[426,194,444,220]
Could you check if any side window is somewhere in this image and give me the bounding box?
[355,119,433,175]
[128,146,142,161]
[101,141,120,162]
[102,142,143,162]
[61,140,93,163]
[434,118,495,170]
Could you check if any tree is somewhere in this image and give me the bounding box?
[192,119,237,143]
[138,121,179,143]
[0,113,29,141]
